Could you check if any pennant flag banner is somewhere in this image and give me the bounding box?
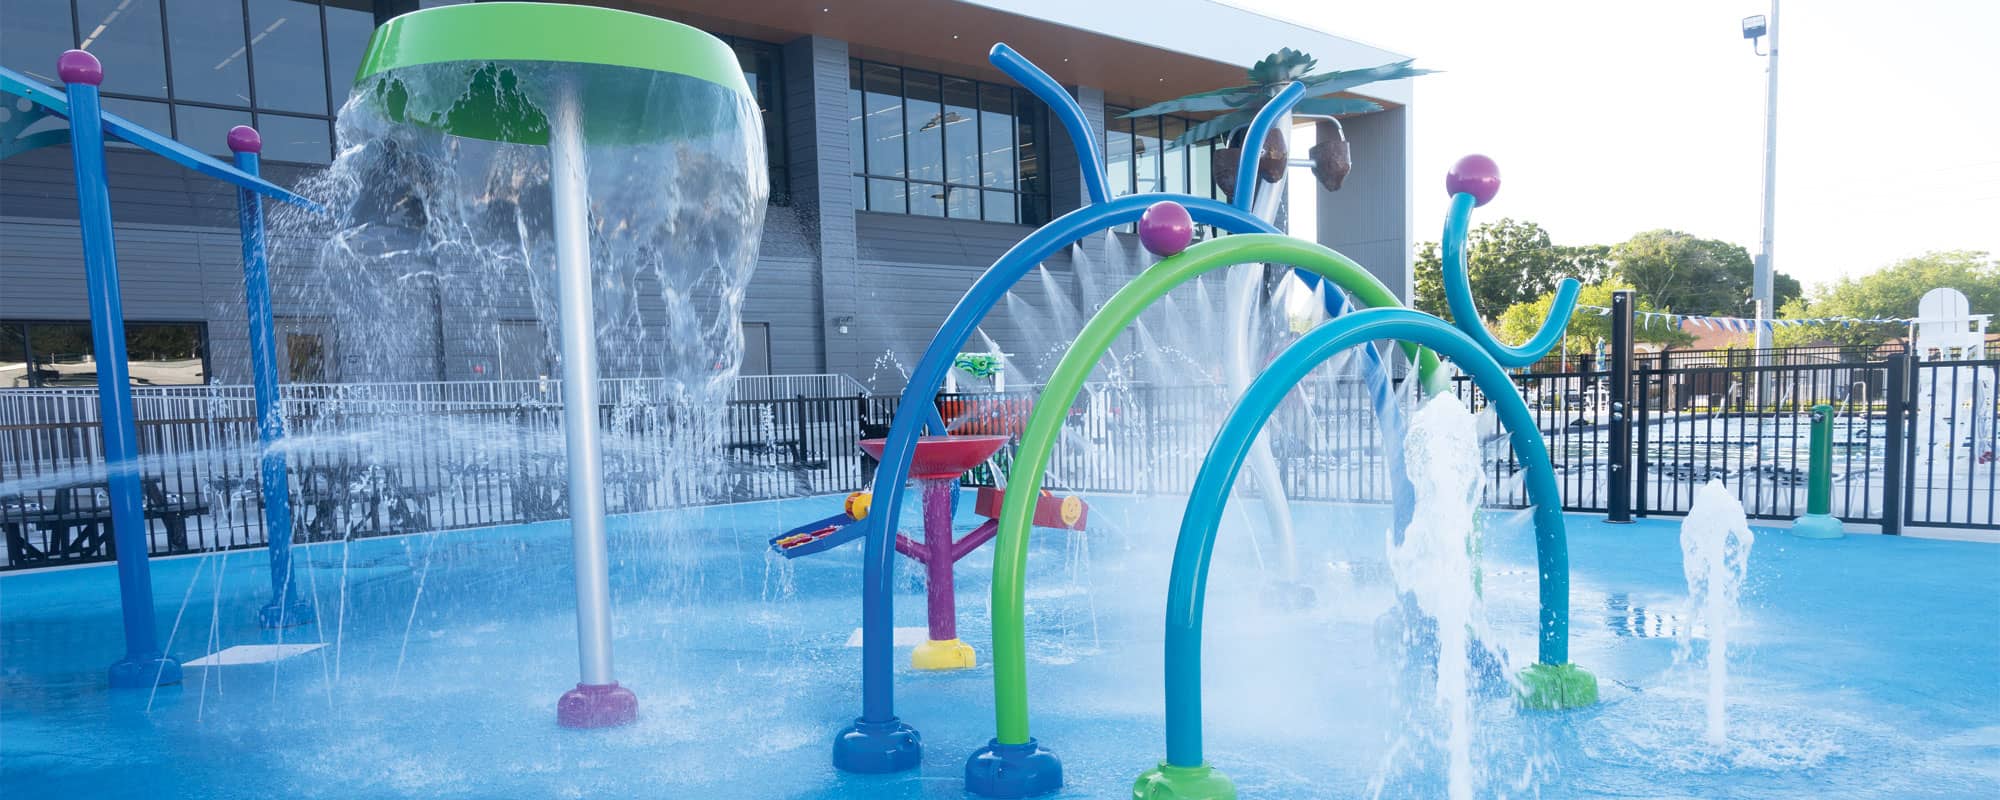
[1562,304,1912,329]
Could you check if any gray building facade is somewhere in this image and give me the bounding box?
[0,0,1415,390]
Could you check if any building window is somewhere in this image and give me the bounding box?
[0,0,362,165]
[849,58,1049,226]
[0,320,209,388]
[1104,106,1224,201]
[718,34,789,205]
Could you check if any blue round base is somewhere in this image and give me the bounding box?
[108,655,182,688]
[965,737,1063,798]
[831,717,921,774]
[258,599,317,628]
[1790,513,1845,540]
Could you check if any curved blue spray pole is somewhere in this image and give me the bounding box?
[990,44,1110,207]
[1231,81,1305,209]
[1441,191,1579,367]
[830,45,1417,774]
[1159,308,1572,768]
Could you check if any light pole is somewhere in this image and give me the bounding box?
[1743,4,1779,350]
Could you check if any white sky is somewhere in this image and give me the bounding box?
[1248,0,2000,291]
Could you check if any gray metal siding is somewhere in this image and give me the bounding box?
[1315,106,1412,303]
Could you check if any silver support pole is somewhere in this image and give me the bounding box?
[550,85,616,687]
[1753,0,1781,351]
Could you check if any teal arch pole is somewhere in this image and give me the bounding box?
[59,50,182,689]
[1439,191,1579,367]
[1142,310,1593,796]
[229,128,314,629]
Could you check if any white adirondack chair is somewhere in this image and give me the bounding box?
[1910,287,1989,361]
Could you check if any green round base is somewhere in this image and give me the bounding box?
[1133,762,1237,800]
[1517,662,1598,711]
[1789,513,1846,540]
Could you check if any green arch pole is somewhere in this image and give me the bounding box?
[987,234,1444,749]
[1144,310,1589,793]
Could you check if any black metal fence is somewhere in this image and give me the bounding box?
[3,354,1995,570]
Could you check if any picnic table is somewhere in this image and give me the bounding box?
[1,477,210,565]
[293,464,436,541]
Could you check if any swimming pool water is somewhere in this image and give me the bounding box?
[2,494,1995,798]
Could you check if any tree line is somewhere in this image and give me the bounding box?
[1411,219,1998,352]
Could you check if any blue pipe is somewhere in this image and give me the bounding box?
[1440,192,1579,368]
[234,141,313,629]
[62,52,182,688]
[1231,81,1305,209]
[1160,309,1571,767]
[990,44,1110,207]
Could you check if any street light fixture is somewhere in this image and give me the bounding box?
[1744,3,1780,351]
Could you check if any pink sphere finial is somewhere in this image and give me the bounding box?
[1138,200,1195,257]
[57,50,104,86]
[227,125,262,154]
[1445,154,1501,207]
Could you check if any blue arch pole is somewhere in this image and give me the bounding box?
[1159,309,1574,769]
[832,44,1420,773]
[60,51,183,688]
[230,131,314,628]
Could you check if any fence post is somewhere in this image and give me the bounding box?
[1606,290,1635,523]
[1880,354,1910,535]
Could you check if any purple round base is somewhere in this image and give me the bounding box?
[557,682,637,728]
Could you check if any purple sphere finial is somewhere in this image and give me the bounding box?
[1138,200,1195,257]
[57,50,103,86]
[1446,154,1501,207]
[227,125,262,154]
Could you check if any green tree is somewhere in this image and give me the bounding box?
[1774,250,2000,347]
[1412,219,1608,320]
[1496,280,1693,353]
[1610,229,1799,315]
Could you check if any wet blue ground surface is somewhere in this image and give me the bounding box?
[3,495,1996,798]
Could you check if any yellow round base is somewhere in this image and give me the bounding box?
[911,638,977,671]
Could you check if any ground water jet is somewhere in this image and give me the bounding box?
[1681,479,1755,746]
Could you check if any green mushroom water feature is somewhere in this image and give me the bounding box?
[286,2,768,727]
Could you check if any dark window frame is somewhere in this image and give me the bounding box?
[849,57,1051,227]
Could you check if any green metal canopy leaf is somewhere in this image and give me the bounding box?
[1299,59,1435,95]
[1177,109,1258,148]
[1291,96,1384,117]
[1246,47,1319,86]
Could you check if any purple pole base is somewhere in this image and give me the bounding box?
[557,682,637,728]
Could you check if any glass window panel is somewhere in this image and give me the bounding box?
[978,83,1014,190]
[1134,116,1161,195]
[867,177,906,214]
[853,175,867,210]
[73,0,169,98]
[945,185,979,219]
[981,190,1016,224]
[24,322,93,387]
[173,103,251,157]
[1162,117,1187,195]
[862,63,903,178]
[1104,107,1132,197]
[1191,137,1213,201]
[0,0,75,85]
[908,181,944,217]
[0,323,26,388]
[247,0,328,114]
[941,77,978,186]
[256,111,330,162]
[102,97,172,148]
[165,0,251,106]
[323,1,373,103]
[903,70,942,185]
[1016,90,1044,222]
[125,322,206,385]
[734,39,786,203]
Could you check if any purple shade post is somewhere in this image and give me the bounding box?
[227,125,262,154]
[1138,200,1195,257]
[1445,154,1502,207]
[58,49,103,86]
